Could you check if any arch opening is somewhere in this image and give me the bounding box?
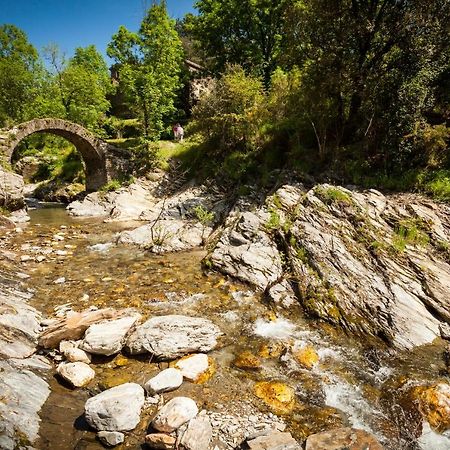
[6,119,108,192]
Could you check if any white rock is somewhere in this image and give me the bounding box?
[175,354,209,382]
[53,277,66,284]
[85,383,145,431]
[57,362,95,388]
[144,368,183,394]
[126,315,222,359]
[59,340,77,353]
[97,431,124,447]
[180,416,212,450]
[65,347,92,364]
[81,314,141,356]
[20,255,31,262]
[152,397,198,433]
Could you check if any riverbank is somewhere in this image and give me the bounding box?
[1,175,450,449]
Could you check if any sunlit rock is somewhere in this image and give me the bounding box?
[126,315,222,359]
[144,368,183,394]
[81,314,141,356]
[292,343,320,370]
[233,350,262,371]
[57,362,95,388]
[85,383,145,431]
[152,397,198,433]
[305,427,384,450]
[254,381,295,414]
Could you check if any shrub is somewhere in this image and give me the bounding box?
[191,65,264,153]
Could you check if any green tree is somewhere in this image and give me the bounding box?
[189,0,289,84]
[107,1,183,139]
[0,24,40,126]
[43,44,113,131]
[282,0,450,166]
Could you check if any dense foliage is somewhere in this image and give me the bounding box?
[0,0,449,198]
[107,1,183,139]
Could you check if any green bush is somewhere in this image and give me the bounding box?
[191,65,264,153]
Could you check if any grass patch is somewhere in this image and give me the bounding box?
[315,186,352,205]
[392,219,430,252]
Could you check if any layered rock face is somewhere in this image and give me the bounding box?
[209,183,450,349]
[0,166,25,211]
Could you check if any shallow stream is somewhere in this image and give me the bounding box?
[4,205,450,449]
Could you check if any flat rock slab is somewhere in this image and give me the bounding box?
[85,383,145,432]
[81,314,141,356]
[126,315,222,359]
[152,397,199,433]
[145,368,183,394]
[57,362,95,388]
[0,359,50,450]
[305,427,384,450]
[39,308,121,348]
[145,433,176,449]
[247,431,301,450]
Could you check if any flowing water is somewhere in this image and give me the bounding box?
[4,205,450,449]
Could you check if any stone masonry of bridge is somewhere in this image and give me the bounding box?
[0,118,131,191]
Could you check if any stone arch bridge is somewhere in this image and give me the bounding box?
[0,118,131,191]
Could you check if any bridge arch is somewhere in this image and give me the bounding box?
[2,118,109,191]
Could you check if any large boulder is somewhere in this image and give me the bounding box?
[81,314,141,356]
[126,315,222,359]
[84,383,145,432]
[152,397,199,433]
[0,358,51,450]
[0,167,25,211]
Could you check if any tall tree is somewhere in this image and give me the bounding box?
[189,0,289,84]
[0,25,40,126]
[107,1,183,139]
[283,0,450,164]
[43,44,113,131]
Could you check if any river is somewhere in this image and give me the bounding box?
[4,204,450,449]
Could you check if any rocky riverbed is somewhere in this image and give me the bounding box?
[2,174,450,449]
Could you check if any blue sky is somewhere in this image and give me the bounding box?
[0,0,195,62]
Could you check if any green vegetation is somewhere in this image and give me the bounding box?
[107,1,183,139]
[192,205,215,226]
[315,187,352,206]
[392,219,430,252]
[1,0,449,200]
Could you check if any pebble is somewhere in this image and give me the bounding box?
[53,277,66,284]
[175,353,209,382]
[97,431,124,447]
[56,362,95,388]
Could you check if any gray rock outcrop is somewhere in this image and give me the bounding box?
[0,166,25,211]
[209,183,450,349]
